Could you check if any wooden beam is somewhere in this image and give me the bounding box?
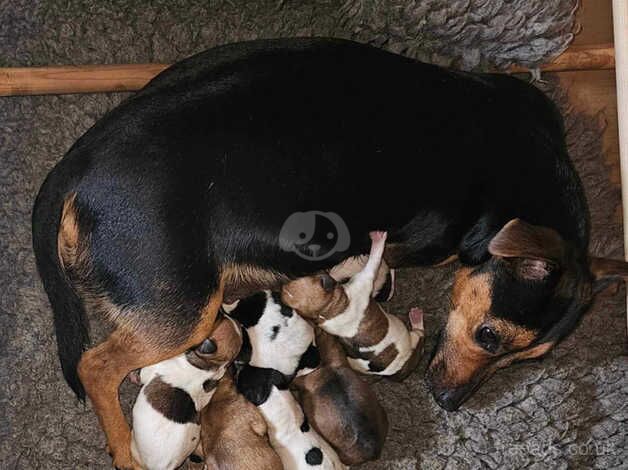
[509,43,615,73]
[0,44,616,97]
[0,64,169,96]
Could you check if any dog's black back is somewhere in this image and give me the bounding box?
[32,38,589,398]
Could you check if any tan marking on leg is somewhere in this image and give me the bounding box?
[433,254,459,267]
[78,284,224,470]
[58,193,80,269]
[222,264,287,303]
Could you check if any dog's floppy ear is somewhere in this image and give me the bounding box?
[488,219,565,281]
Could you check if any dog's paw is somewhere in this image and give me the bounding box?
[110,447,141,470]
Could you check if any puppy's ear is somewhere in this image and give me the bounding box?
[235,329,252,365]
[488,219,565,281]
[196,338,217,355]
[296,343,321,372]
[319,273,336,292]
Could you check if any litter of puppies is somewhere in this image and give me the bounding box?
[129,232,425,469]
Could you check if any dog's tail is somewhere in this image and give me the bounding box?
[32,161,89,400]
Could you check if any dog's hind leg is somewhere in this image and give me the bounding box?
[77,286,224,470]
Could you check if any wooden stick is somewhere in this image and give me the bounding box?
[0,64,169,96]
[0,44,616,97]
[508,43,615,73]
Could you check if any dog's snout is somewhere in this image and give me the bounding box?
[433,389,461,412]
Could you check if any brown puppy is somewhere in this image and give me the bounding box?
[293,330,388,465]
[283,232,425,380]
[200,372,282,470]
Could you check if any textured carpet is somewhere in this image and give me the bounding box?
[1,1,626,469]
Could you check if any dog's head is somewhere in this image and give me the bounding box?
[426,218,628,411]
[186,314,243,371]
[280,273,340,319]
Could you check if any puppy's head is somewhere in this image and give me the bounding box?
[186,314,242,370]
[235,365,289,406]
[281,273,341,319]
[427,218,627,411]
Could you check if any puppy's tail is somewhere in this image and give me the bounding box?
[32,164,89,400]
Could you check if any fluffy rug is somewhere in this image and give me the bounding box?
[1,1,626,469]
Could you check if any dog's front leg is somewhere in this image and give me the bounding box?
[78,288,224,469]
[78,330,145,470]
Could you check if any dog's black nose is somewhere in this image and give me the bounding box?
[434,389,460,412]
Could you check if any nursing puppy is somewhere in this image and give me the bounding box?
[293,329,388,465]
[131,314,242,470]
[200,371,282,470]
[237,365,346,470]
[282,232,424,380]
[330,256,395,302]
[229,291,319,378]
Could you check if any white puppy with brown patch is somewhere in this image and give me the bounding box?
[130,314,242,470]
[282,232,424,380]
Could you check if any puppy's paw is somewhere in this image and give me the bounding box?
[369,231,387,244]
[127,369,141,386]
[408,307,424,331]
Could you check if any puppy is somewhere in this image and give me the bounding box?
[282,231,425,380]
[229,291,319,378]
[131,314,242,470]
[237,365,346,470]
[293,329,388,465]
[200,371,282,470]
[329,256,395,302]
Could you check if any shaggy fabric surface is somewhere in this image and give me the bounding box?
[1,1,626,469]
[0,0,577,70]
[339,0,579,69]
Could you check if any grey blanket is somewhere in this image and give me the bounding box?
[1,1,626,469]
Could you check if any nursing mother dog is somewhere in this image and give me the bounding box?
[32,38,628,469]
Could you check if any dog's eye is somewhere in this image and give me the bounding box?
[476,326,500,353]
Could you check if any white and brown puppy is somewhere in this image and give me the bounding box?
[293,329,388,465]
[330,255,395,302]
[199,371,283,470]
[282,231,425,380]
[228,290,319,378]
[237,365,346,470]
[130,314,242,470]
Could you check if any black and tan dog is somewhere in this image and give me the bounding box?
[32,38,628,467]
